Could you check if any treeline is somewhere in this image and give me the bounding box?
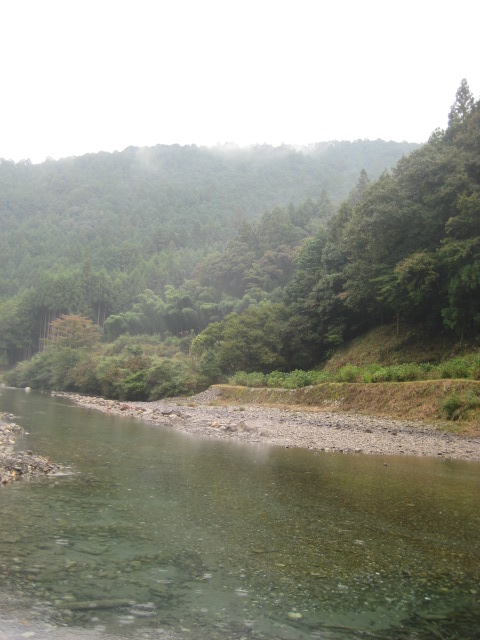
[192,80,480,377]
[0,140,416,299]
[0,197,329,365]
[276,79,480,368]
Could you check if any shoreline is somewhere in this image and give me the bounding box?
[58,388,480,463]
[0,413,62,486]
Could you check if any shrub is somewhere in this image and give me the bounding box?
[360,364,384,383]
[123,370,149,401]
[309,370,332,384]
[229,371,267,387]
[442,394,462,420]
[388,363,422,382]
[335,364,362,383]
[95,356,127,399]
[281,370,314,388]
[439,358,471,379]
[147,359,193,399]
[229,371,249,386]
[471,353,480,380]
[266,370,287,387]
[371,367,391,383]
[244,372,267,387]
[198,349,222,384]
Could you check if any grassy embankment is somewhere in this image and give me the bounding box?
[222,326,480,435]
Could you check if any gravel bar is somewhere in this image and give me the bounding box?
[58,389,480,463]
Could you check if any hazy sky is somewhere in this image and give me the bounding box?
[1,0,478,163]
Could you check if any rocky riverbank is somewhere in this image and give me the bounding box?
[0,413,62,486]
[58,388,480,462]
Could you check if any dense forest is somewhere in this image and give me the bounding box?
[0,139,415,364]
[2,81,479,400]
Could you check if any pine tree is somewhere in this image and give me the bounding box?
[448,79,475,129]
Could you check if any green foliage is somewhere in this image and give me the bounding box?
[229,352,480,390]
[438,358,471,379]
[1,141,414,299]
[441,394,462,419]
[147,359,196,399]
[440,390,480,421]
[193,303,288,374]
[285,80,480,367]
[472,353,480,380]
[336,364,362,383]
[4,347,85,391]
[3,82,480,397]
[370,363,424,383]
[198,349,222,385]
[229,371,267,388]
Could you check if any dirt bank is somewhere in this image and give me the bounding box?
[58,387,480,462]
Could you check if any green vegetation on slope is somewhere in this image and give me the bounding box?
[2,81,480,426]
[213,381,480,433]
[0,139,415,366]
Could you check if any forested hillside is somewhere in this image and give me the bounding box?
[3,81,480,402]
[0,139,415,363]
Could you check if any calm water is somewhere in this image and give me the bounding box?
[0,388,479,639]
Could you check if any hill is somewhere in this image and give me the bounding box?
[0,140,416,297]
[0,139,416,364]
[2,80,480,427]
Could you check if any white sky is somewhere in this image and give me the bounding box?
[1,0,478,163]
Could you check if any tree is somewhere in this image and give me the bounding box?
[448,79,475,130]
[46,315,101,349]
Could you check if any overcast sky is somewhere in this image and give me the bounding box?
[1,0,478,163]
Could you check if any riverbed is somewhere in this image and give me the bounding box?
[0,388,479,639]
[62,388,480,462]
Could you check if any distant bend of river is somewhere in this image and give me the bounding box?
[0,388,479,640]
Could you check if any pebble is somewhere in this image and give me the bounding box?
[53,392,480,462]
[1,418,63,487]
[287,611,303,620]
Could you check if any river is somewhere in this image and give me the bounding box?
[0,387,479,639]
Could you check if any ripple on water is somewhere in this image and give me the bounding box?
[0,387,480,640]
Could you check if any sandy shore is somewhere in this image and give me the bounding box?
[59,388,480,463]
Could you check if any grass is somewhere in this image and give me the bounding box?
[229,354,480,389]
[216,380,480,435]
[324,324,477,370]
[225,325,480,434]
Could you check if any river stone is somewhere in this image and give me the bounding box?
[288,611,302,620]
[237,421,255,433]
[73,542,108,555]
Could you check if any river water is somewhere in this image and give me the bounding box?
[0,388,479,639]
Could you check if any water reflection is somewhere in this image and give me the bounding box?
[0,388,479,639]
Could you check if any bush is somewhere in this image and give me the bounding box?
[281,370,314,388]
[442,394,462,420]
[388,363,422,382]
[266,370,287,387]
[123,370,149,401]
[233,369,331,389]
[471,353,480,380]
[370,367,391,383]
[198,349,222,384]
[229,371,249,386]
[439,358,471,379]
[360,364,384,383]
[95,356,127,399]
[147,358,196,399]
[229,371,267,387]
[336,364,362,383]
[442,390,480,421]
[4,347,84,391]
